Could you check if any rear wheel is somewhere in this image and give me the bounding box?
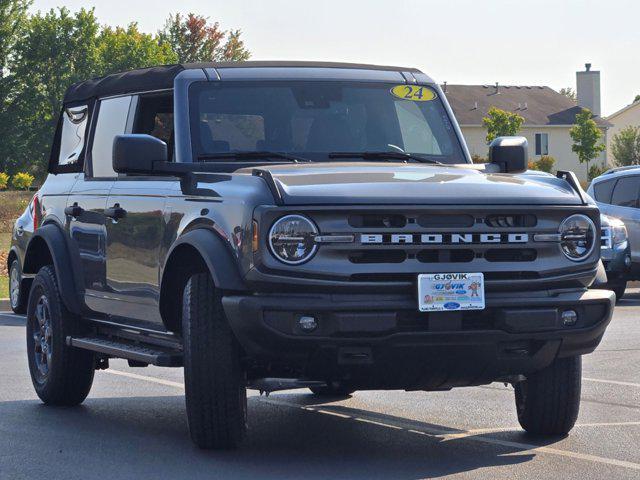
[9,259,27,314]
[26,266,95,405]
[309,383,355,397]
[182,273,247,449]
[514,356,581,436]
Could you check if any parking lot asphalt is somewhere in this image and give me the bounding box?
[1,292,639,480]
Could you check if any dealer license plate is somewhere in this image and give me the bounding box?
[418,273,485,312]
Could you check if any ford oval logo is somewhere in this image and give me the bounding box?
[444,302,460,310]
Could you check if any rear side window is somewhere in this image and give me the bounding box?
[59,106,89,166]
[592,178,616,204]
[90,96,132,178]
[611,176,640,208]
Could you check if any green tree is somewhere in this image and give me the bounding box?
[569,108,606,178]
[1,8,178,176]
[611,125,640,166]
[159,13,250,63]
[0,0,30,73]
[0,7,100,175]
[97,23,177,75]
[634,94,640,103]
[482,106,524,143]
[559,87,576,101]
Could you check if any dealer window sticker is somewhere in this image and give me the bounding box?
[390,85,437,102]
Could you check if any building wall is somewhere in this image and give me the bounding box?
[460,125,607,181]
[607,103,640,165]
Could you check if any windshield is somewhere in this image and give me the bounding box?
[189,81,467,164]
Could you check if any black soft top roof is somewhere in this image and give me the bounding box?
[63,61,424,104]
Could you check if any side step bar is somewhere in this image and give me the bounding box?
[66,336,183,367]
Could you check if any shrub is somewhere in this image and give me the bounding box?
[0,172,8,190]
[588,164,606,181]
[471,154,487,164]
[534,155,556,173]
[12,172,34,190]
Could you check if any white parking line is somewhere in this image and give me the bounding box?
[102,368,640,472]
[583,377,640,388]
[102,368,185,389]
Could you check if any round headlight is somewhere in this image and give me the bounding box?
[559,214,596,261]
[268,215,318,265]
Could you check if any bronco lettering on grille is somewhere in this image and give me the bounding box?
[360,233,529,244]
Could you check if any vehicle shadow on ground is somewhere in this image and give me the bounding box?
[0,394,549,480]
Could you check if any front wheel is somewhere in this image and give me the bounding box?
[182,273,247,449]
[514,356,581,436]
[609,281,627,302]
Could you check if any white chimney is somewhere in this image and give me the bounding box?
[576,63,601,117]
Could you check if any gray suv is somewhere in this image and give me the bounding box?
[588,167,640,287]
[9,62,613,449]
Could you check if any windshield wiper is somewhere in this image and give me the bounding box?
[198,151,311,163]
[328,151,442,165]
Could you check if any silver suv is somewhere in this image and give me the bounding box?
[588,167,640,282]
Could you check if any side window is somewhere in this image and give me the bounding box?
[132,92,174,159]
[535,133,549,155]
[90,96,132,178]
[611,176,640,208]
[59,106,89,166]
[593,178,616,204]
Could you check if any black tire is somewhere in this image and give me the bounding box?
[26,266,95,406]
[610,281,627,302]
[514,356,581,436]
[182,273,247,449]
[9,259,27,314]
[309,383,355,397]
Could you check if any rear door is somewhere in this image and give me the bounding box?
[68,95,132,314]
[103,92,176,328]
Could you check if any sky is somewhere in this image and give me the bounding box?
[31,0,639,116]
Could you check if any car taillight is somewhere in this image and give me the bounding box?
[31,195,40,230]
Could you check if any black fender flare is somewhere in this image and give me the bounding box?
[23,223,83,314]
[164,228,246,292]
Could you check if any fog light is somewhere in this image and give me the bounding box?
[561,310,578,326]
[298,315,318,332]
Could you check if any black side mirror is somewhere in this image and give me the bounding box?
[113,134,168,174]
[489,136,528,174]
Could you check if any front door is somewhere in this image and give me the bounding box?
[103,178,172,327]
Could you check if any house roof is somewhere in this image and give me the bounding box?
[443,84,611,128]
[606,99,640,121]
[63,61,427,104]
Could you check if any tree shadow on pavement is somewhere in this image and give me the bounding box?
[0,393,547,480]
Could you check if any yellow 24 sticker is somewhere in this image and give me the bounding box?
[390,85,437,102]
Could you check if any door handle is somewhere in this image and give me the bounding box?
[105,204,127,221]
[64,204,84,218]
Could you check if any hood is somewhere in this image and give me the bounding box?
[241,162,583,205]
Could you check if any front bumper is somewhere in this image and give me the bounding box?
[222,288,614,390]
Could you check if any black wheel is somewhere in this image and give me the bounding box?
[514,356,581,436]
[9,259,27,314]
[26,266,95,406]
[309,383,355,397]
[610,281,627,302]
[182,272,247,449]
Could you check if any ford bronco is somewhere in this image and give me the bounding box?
[9,62,614,449]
